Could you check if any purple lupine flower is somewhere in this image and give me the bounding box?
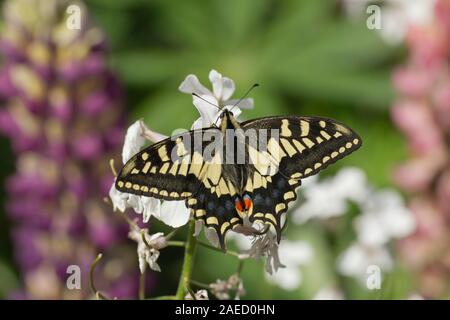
[0,0,141,299]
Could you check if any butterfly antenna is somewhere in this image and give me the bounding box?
[229,83,259,114]
[192,93,220,110]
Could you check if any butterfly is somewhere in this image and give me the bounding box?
[115,109,361,249]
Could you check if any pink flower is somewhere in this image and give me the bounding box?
[391,100,443,155]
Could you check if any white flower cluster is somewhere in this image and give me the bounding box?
[294,167,416,287]
[209,274,246,300]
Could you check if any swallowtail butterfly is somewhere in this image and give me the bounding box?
[115,109,361,249]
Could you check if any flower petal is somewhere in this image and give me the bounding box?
[109,183,144,214]
[159,200,190,228]
[122,120,146,164]
[178,74,211,96]
[209,70,236,102]
[220,77,236,101]
[141,196,161,223]
[223,98,254,110]
[140,121,168,143]
[192,94,220,128]
[209,69,223,99]
[205,227,220,248]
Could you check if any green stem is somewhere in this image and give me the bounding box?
[190,279,210,289]
[167,240,186,248]
[89,253,109,300]
[175,219,197,299]
[139,267,146,300]
[197,241,240,257]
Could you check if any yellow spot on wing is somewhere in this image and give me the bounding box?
[142,162,151,174]
[218,178,229,195]
[159,163,170,174]
[158,145,169,161]
[265,214,277,225]
[169,161,179,175]
[321,130,331,140]
[292,139,305,153]
[300,120,309,136]
[196,209,206,217]
[281,119,292,137]
[302,138,315,148]
[245,177,253,192]
[220,222,230,234]
[284,191,295,200]
[189,152,204,176]
[230,217,240,224]
[275,203,286,213]
[280,138,297,157]
[291,172,302,179]
[207,217,219,225]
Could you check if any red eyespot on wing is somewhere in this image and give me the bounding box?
[244,198,252,210]
[235,198,244,212]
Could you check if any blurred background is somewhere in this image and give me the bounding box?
[0,0,449,299]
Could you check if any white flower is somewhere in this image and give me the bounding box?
[313,286,344,300]
[110,120,191,228]
[179,69,254,129]
[293,167,368,223]
[236,230,284,275]
[158,200,191,228]
[109,182,144,214]
[354,189,416,247]
[128,226,168,273]
[209,274,246,300]
[337,242,393,283]
[185,289,209,300]
[264,240,313,290]
[121,120,147,164]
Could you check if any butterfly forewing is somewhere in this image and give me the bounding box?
[115,128,219,200]
[241,116,362,180]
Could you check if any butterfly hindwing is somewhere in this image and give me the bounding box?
[185,185,242,249]
[246,172,301,241]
